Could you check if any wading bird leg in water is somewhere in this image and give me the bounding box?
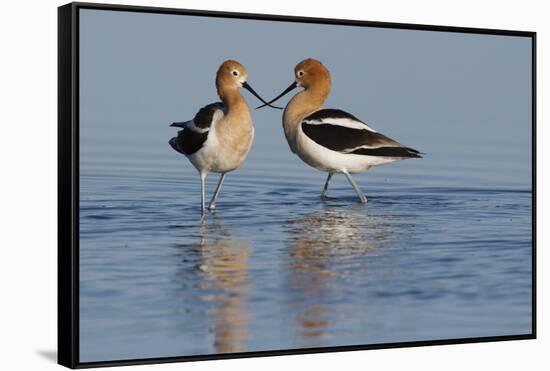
[200,172,207,214]
[343,171,368,203]
[320,172,333,200]
[208,173,226,211]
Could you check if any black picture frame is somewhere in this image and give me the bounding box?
[58,2,537,368]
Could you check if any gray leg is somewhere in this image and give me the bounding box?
[208,173,226,211]
[343,171,367,203]
[320,172,333,199]
[200,172,207,214]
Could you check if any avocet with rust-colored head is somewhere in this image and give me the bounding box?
[169,60,278,214]
[258,58,422,203]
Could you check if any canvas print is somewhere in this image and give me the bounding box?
[73,6,533,364]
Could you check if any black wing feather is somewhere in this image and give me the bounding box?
[350,146,421,157]
[305,108,362,122]
[169,102,225,155]
[193,102,225,129]
[302,109,421,158]
[169,129,208,155]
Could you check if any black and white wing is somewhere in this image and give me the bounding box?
[301,109,421,158]
[169,102,226,155]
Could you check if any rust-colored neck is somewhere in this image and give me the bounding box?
[222,88,248,112]
[215,82,252,142]
[216,81,248,118]
[284,78,331,126]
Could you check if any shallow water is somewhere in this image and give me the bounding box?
[79,142,532,362]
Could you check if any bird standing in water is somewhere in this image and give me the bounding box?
[257,58,421,203]
[169,60,277,214]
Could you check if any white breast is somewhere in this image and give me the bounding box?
[189,124,254,174]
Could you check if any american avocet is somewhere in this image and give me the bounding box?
[169,60,277,214]
[258,58,422,203]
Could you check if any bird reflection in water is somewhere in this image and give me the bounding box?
[286,206,391,344]
[196,220,251,353]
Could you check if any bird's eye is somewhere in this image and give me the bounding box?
[232,70,239,76]
[298,71,304,77]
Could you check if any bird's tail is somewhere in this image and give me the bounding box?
[403,147,423,158]
[170,120,192,128]
[168,137,185,154]
[350,146,423,158]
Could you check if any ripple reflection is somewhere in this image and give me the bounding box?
[196,220,252,353]
[285,207,392,344]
